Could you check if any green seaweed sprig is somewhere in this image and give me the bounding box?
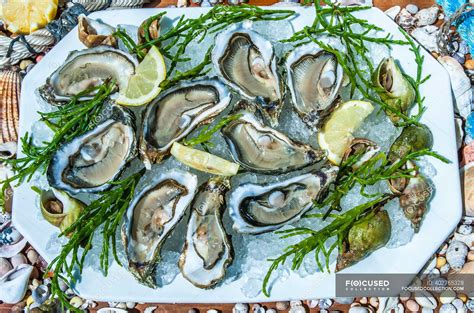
[47,168,145,312]
[0,83,114,211]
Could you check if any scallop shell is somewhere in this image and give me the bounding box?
[438,56,472,118]
[446,240,468,271]
[0,264,33,304]
[0,71,20,144]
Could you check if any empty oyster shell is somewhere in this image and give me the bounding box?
[336,210,391,271]
[140,78,231,167]
[212,23,283,126]
[285,43,344,128]
[122,170,198,287]
[0,71,20,144]
[39,46,137,103]
[222,101,325,173]
[179,177,232,289]
[372,57,416,123]
[229,166,338,234]
[78,15,116,48]
[47,103,136,194]
[39,188,85,234]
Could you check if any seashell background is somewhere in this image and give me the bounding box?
[0,0,473,312]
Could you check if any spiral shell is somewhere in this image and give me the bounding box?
[0,71,20,144]
[446,240,468,271]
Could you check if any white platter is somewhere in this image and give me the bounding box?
[14,6,461,303]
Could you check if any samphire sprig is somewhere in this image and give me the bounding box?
[262,194,394,297]
[0,83,114,211]
[47,168,145,312]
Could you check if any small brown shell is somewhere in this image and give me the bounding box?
[78,15,116,48]
[0,70,20,144]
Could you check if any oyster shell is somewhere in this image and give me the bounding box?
[229,166,338,234]
[140,78,231,166]
[212,23,283,126]
[285,43,344,128]
[39,46,137,103]
[122,170,198,287]
[336,209,391,271]
[78,15,116,48]
[222,101,325,173]
[47,104,136,194]
[179,177,232,289]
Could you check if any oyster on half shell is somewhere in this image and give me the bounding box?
[179,177,232,289]
[212,23,283,126]
[122,170,198,288]
[285,43,344,128]
[222,101,325,173]
[39,46,137,103]
[229,166,338,234]
[47,103,136,194]
[140,78,232,167]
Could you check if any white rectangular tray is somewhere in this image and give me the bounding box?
[13,6,461,303]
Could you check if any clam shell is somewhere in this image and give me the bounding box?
[0,71,20,144]
[446,240,468,271]
[0,264,33,304]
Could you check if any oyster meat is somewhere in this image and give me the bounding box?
[179,177,232,289]
[229,166,338,234]
[212,23,283,126]
[222,102,325,173]
[140,78,231,166]
[122,170,198,287]
[40,46,137,103]
[47,104,136,194]
[285,43,344,128]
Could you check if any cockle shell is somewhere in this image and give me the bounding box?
[446,240,468,271]
[0,264,33,304]
[0,71,20,144]
[0,221,27,258]
[438,56,472,118]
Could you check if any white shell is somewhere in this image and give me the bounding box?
[414,6,439,27]
[415,291,437,309]
[0,264,33,304]
[446,240,468,271]
[453,232,474,247]
[438,56,472,118]
[439,303,456,313]
[233,303,249,313]
[0,221,27,258]
[97,308,128,313]
[410,26,440,53]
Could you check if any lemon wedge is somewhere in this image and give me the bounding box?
[116,46,166,106]
[1,0,58,34]
[318,100,374,165]
[171,142,239,176]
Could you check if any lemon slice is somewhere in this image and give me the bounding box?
[116,46,166,106]
[318,100,374,165]
[1,0,58,34]
[171,142,239,176]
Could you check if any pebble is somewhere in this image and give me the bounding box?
[35,54,44,63]
[465,60,474,71]
[453,53,466,65]
[369,297,378,308]
[0,257,12,276]
[19,59,33,70]
[406,299,420,311]
[458,224,472,235]
[405,4,418,14]
[440,290,456,304]
[26,249,39,265]
[10,253,27,267]
[253,304,265,313]
[144,307,157,313]
[348,307,370,313]
[440,263,451,274]
[126,302,136,309]
[466,299,474,310]
[359,297,368,305]
[458,294,468,302]
[234,303,249,313]
[415,291,437,309]
[336,297,355,304]
[415,6,440,27]
[70,296,84,308]
[266,310,277,313]
[188,309,198,313]
[26,295,34,307]
[276,302,290,310]
[31,284,50,305]
[421,309,433,313]
[10,301,26,312]
[437,256,447,268]
[460,261,474,273]
[319,299,333,309]
[207,310,219,313]
[452,299,465,311]
[439,303,456,313]
[399,290,411,301]
[440,244,449,255]
[468,251,474,261]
